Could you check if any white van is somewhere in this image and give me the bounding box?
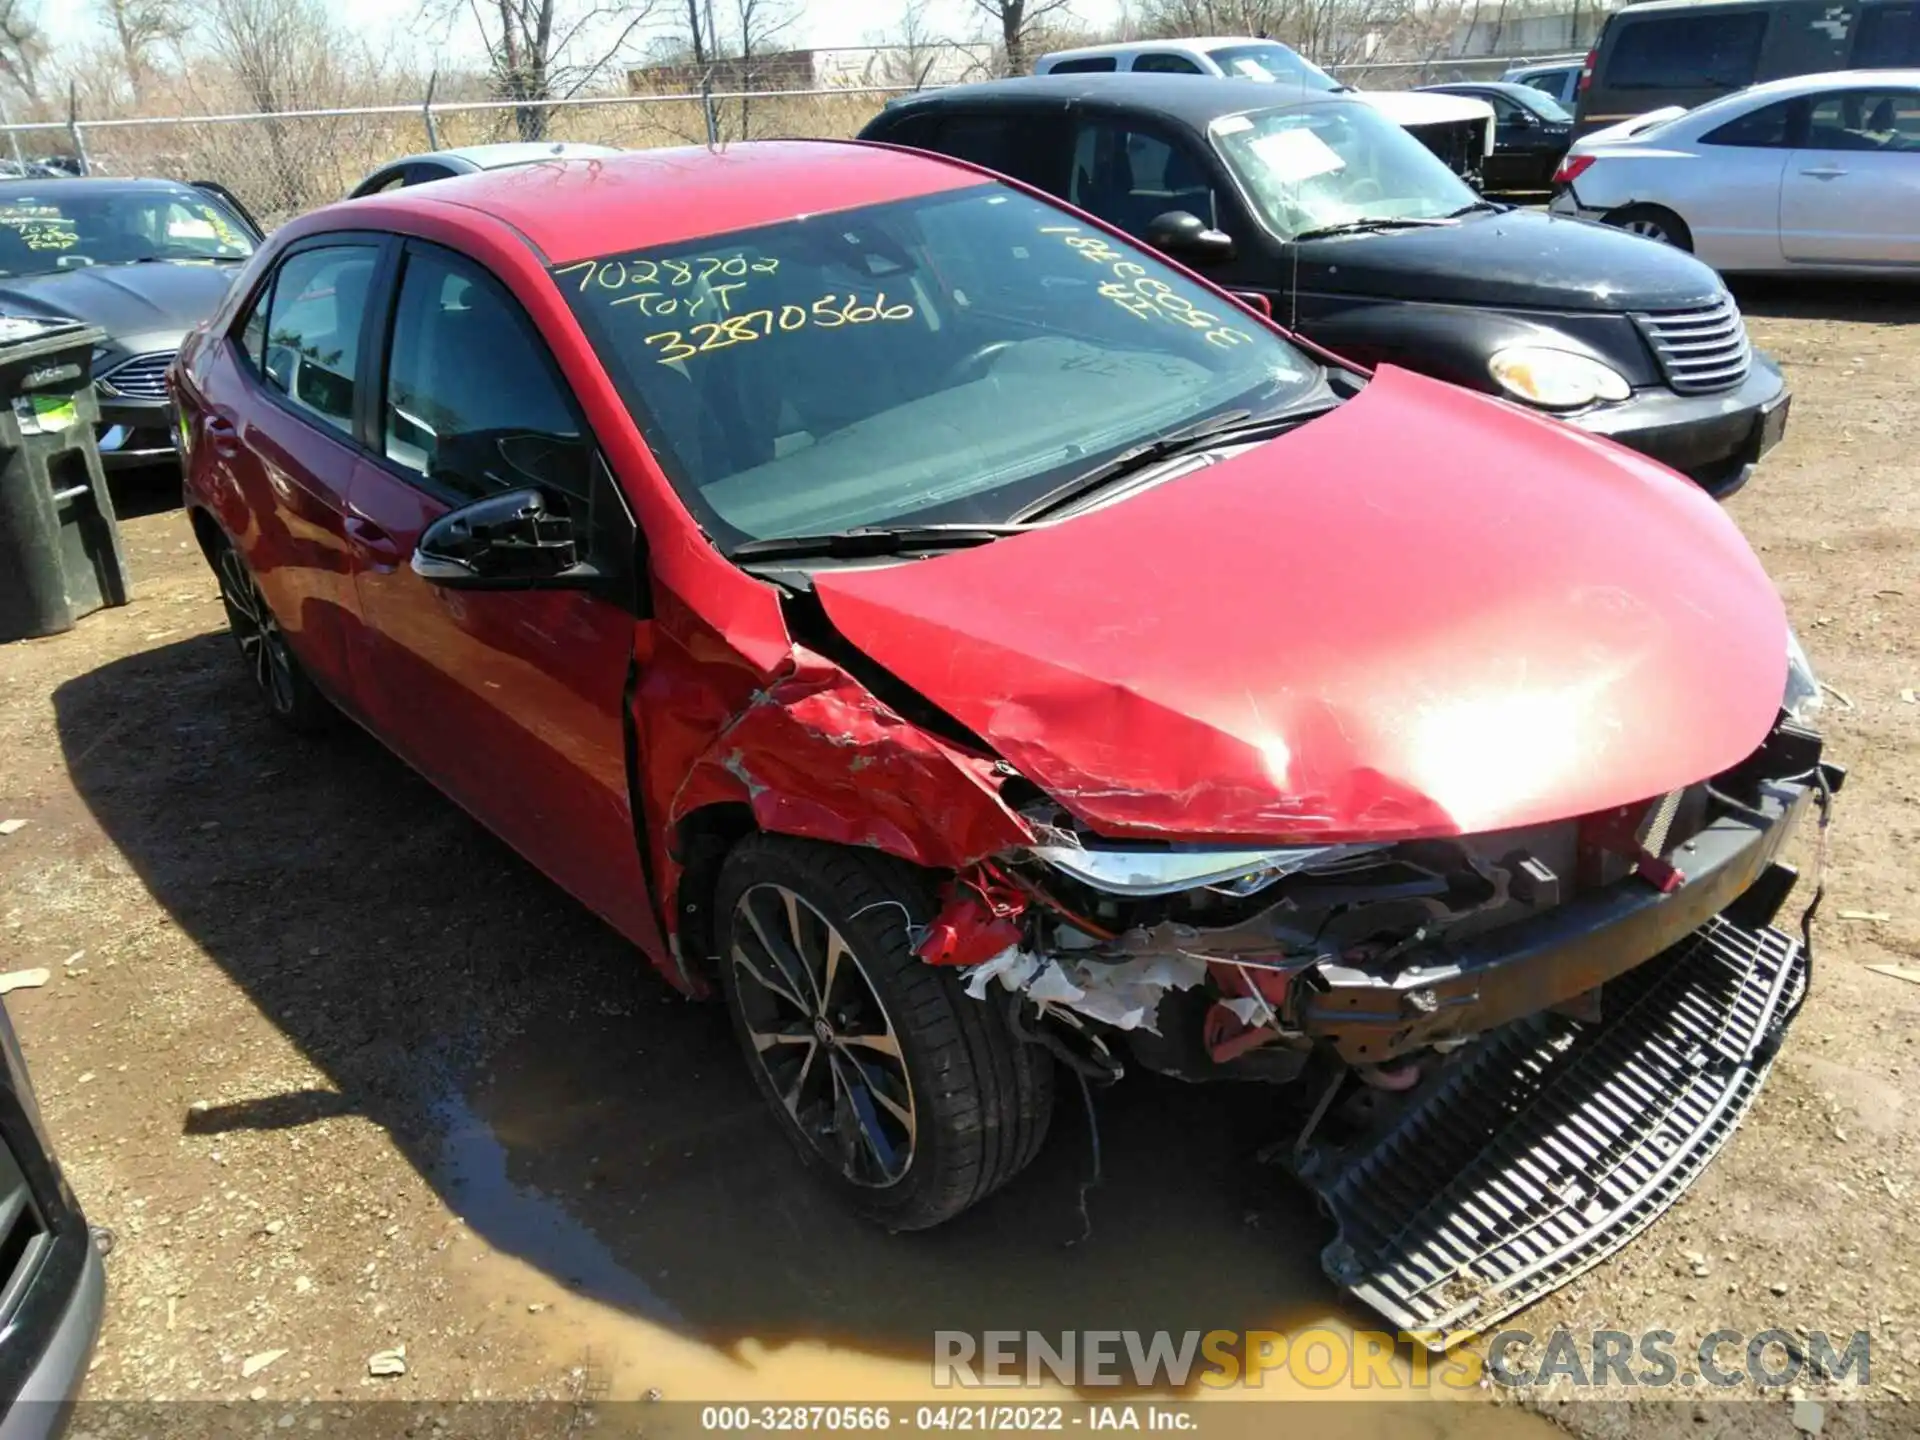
[1033,37,1496,176]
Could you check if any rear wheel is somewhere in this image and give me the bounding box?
[717,835,1053,1230]
[212,534,331,733]
[1602,204,1694,252]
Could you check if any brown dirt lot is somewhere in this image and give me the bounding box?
[0,281,1916,1437]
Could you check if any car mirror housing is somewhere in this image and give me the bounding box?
[1144,210,1236,264]
[411,487,597,590]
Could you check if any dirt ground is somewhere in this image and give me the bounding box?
[0,280,1916,1438]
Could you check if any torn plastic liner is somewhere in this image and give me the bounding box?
[963,948,1208,1032]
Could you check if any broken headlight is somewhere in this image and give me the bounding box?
[1028,842,1386,898]
[1784,626,1822,726]
[1488,346,1630,410]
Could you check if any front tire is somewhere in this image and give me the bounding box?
[211,534,332,733]
[717,835,1054,1230]
[1602,203,1694,252]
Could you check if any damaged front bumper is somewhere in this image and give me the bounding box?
[957,719,1841,1090]
[1299,773,1813,1066]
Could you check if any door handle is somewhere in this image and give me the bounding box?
[205,414,239,456]
[345,515,403,567]
[1800,166,1848,179]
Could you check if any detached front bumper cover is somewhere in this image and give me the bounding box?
[1305,913,1808,1342]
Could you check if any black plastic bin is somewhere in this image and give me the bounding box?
[0,318,130,642]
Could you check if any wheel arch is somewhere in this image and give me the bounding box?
[187,504,226,567]
[669,800,760,994]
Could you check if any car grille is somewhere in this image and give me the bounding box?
[96,350,175,401]
[0,1138,49,1326]
[1633,297,1752,395]
[1405,117,1488,181]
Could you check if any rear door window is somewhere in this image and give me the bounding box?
[258,244,380,435]
[1047,56,1117,73]
[1132,52,1205,73]
[1605,11,1768,89]
[930,112,1054,186]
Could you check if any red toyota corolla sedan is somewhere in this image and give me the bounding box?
[173,141,1839,1338]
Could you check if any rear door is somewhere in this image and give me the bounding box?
[192,238,386,701]
[343,238,659,950]
[1781,85,1920,263]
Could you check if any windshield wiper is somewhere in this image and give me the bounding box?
[1291,216,1456,242]
[1009,408,1308,524]
[728,523,1031,562]
[1444,199,1508,218]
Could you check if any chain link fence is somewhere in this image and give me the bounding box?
[0,52,1580,232]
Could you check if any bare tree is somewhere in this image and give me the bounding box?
[98,0,186,100]
[970,0,1075,75]
[876,0,947,90]
[445,0,666,141]
[198,0,357,214]
[0,0,46,104]
[730,0,795,138]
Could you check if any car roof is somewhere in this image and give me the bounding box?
[886,72,1361,128]
[1603,0,1784,15]
[1424,80,1550,98]
[1039,35,1278,61]
[1706,67,1920,105]
[0,176,199,192]
[379,141,624,172]
[1503,61,1577,73]
[335,140,989,264]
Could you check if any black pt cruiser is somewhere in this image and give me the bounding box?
[860,75,1790,498]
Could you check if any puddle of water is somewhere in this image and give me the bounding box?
[428,1005,1559,1435]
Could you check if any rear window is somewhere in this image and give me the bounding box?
[1855,3,1920,65]
[1604,11,1767,90]
[1204,43,1342,91]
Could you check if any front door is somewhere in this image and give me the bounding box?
[1781,86,1920,264]
[344,239,659,952]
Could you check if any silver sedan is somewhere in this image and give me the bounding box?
[1549,69,1920,274]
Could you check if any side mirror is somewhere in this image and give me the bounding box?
[1508,108,1536,128]
[411,487,596,589]
[1144,210,1236,264]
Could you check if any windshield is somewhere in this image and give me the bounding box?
[1204,42,1343,91]
[557,183,1322,549]
[0,186,254,277]
[1211,104,1480,240]
[1512,87,1574,122]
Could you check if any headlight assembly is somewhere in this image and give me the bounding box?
[1784,626,1822,726]
[1488,346,1631,410]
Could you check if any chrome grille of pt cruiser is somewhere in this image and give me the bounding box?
[1633,295,1752,395]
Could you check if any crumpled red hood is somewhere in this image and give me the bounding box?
[812,367,1789,843]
